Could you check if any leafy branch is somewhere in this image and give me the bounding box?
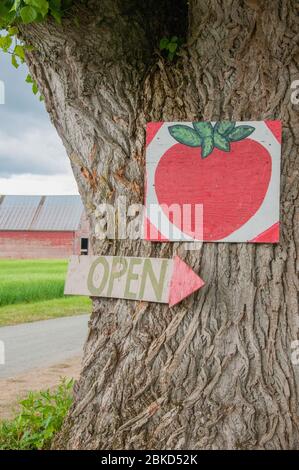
[0,1,75,98]
[0,1,74,27]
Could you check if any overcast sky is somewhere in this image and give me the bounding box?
[0,51,78,195]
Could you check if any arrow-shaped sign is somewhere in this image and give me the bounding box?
[65,255,204,307]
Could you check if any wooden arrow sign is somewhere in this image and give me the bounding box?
[64,255,204,307]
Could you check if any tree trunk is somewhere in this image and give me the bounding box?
[21,0,299,449]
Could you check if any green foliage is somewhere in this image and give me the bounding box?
[0,1,74,98]
[26,73,44,99]
[0,379,74,450]
[0,27,43,98]
[0,1,74,28]
[169,121,255,159]
[159,36,183,62]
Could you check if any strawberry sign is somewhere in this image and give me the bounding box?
[145,121,281,243]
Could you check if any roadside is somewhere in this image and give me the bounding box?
[0,314,89,419]
[0,296,90,327]
[0,314,89,378]
[0,261,90,420]
[0,356,81,420]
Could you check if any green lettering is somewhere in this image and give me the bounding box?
[139,259,167,301]
[107,256,128,296]
[87,257,109,296]
[124,258,142,299]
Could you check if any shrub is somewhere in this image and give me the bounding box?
[0,378,73,450]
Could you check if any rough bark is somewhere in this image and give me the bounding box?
[21,0,299,449]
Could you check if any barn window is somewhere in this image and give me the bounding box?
[80,238,89,255]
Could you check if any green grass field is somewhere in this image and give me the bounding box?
[0,260,91,326]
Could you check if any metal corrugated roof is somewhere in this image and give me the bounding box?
[0,195,84,231]
[0,196,41,230]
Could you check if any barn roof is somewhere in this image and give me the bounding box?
[0,195,84,231]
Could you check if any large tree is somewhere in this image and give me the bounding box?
[2,0,299,449]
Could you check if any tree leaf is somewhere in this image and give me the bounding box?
[214,121,235,136]
[168,125,202,147]
[192,122,213,139]
[50,8,62,23]
[14,44,25,60]
[25,0,49,18]
[11,54,19,68]
[20,6,38,23]
[26,74,34,83]
[32,82,39,95]
[227,125,255,141]
[10,0,22,12]
[8,26,18,35]
[25,45,35,52]
[201,136,214,158]
[213,131,230,151]
[0,35,12,51]
[168,42,177,53]
[159,37,168,50]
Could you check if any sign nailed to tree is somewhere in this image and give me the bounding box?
[145,120,281,243]
[65,255,204,306]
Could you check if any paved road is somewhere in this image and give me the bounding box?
[0,315,89,379]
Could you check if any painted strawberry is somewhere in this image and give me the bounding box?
[155,121,272,240]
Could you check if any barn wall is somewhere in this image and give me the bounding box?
[0,231,75,259]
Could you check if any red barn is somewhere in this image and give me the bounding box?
[0,195,90,259]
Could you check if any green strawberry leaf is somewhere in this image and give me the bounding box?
[213,131,230,151]
[201,136,214,158]
[227,125,255,141]
[168,125,202,147]
[192,122,213,139]
[168,121,255,160]
[214,121,235,136]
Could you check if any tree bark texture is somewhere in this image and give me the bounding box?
[21,0,299,449]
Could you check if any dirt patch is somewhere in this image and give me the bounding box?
[0,355,82,420]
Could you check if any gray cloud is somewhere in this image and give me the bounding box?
[0,49,71,181]
[0,123,70,176]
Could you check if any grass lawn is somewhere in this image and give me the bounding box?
[0,259,91,326]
